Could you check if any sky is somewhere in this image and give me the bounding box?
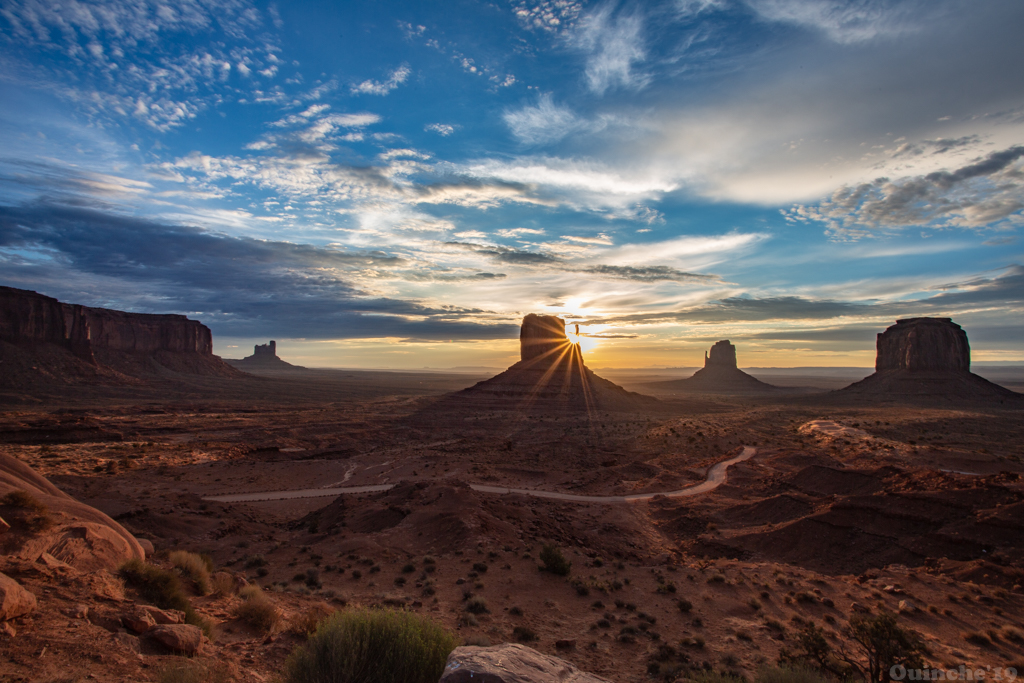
[1,0,1023,369]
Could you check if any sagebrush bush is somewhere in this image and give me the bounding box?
[282,608,457,683]
[539,544,571,576]
[1,489,55,532]
[235,585,281,633]
[290,602,336,638]
[169,550,213,595]
[119,559,213,638]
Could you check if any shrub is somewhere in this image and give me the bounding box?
[1,489,54,532]
[235,585,281,633]
[291,602,336,638]
[168,550,213,595]
[677,598,693,613]
[118,559,213,638]
[539,545,571,576]
[513,625,538,642]
[465,598,489,615]
[244,554,268,568]
[282,608,457,683]
[472,562,488,573]
[963,631,992,647]
[212,572,238,596]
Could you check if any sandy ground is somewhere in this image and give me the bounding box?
[2,368,1024,682]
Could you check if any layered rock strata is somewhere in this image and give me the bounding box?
[840,318,1019,402]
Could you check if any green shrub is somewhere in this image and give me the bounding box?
[465,598,489,615]
[235,585,281,633]
[119,559,213,638]
[539,545,571,576]
[169,550,213,595]
[512,625,538,642]
[282,608,457,683]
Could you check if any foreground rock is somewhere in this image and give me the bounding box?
[0,572,36,622]
[441,643,610,683]
[839,318,1020,402]
[446,315,659,412]
[0,453,145,571]
[148,623,203,654]
[654,340,790,395]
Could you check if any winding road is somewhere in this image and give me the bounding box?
[202,446,757,505]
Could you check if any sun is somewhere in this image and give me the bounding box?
[565,324,599,353]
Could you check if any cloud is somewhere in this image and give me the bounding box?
[568,3,649,94]
[0,201,524,340]
[351,65,411,95]
[503,95,587,145]
[496,228,545,238]
[744,0,915,44]
[579,264,720,283]
[425,123,456,136]
[442,241,560,265]
[785,145,1024,238]
[562,233,613,245]
[510,0,584,32]
[602,231,768,265]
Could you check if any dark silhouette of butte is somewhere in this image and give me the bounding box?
[0,286,238,388]
[838,317,1020,402]
[656,340,787,394]
[451,313,658,411]
[227,340,304,371]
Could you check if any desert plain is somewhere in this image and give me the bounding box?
[2,348,1024,682]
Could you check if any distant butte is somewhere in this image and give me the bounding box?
[227,340,304,372]
[839,317,1020,402]
[449,313,658,412]
[655,340,789,394]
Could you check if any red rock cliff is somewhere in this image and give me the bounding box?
[519,313,570,362]
[875,318,970,372]
[1,286,213,357]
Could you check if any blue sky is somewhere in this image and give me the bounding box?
[1,0,1022,368]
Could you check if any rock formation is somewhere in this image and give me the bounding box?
[655,340,788,394]
[0,452,146,571]
[447,314,658,412]
[0,286,238,387]
[839,318,1019,402]
[228,339,304,372]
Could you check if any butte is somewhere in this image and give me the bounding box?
[446,313,658,412]
[654,340,787,394]
[838,317,1021,403]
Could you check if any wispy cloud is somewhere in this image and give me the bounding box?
[425,123,456,136]
[503,95,587,145]
[568,3,649,94]
[785,145,1024,239]
[351,65,411,95]
[744,0,915,44]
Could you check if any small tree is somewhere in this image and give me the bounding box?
[781,613,926,683]
[849,612,926,683]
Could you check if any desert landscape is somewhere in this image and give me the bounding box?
[2,288,1023,683]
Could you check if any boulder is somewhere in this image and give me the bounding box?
[140,605,185,624]
[122,607,157,633]
[136,538,154,556]
[876,318,970,372]
[0,572,37,621]
[149,624,203,654]
[441,643,611,683]
[520,314,570,362]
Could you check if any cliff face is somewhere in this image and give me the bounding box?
[520,313,570,362]
[705,340,738,368]
[0,287,213,357]
[875,318,970,372]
